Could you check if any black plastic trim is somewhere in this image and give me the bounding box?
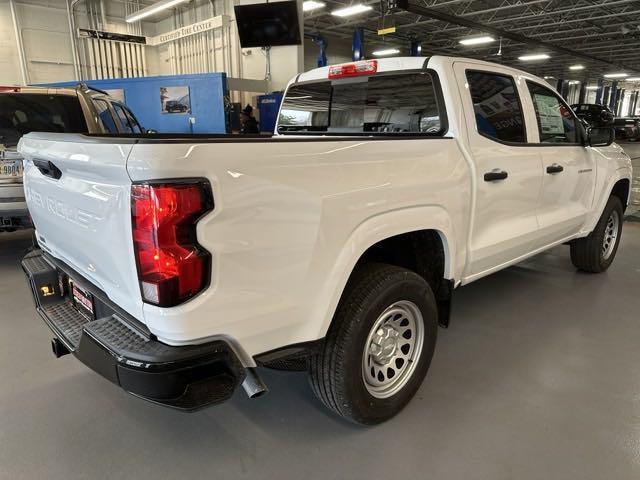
[22,250,245,411]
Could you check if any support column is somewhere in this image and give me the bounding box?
[578,82,587,104]
[603,85,611,106]
[609,81,619,110]
[595,79,604,105]
[9,0,28,84]
[352,28,365,61]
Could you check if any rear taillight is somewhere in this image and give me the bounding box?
[131,180,213,308]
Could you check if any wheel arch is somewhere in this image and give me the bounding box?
[312,206,457,340]
[611,178,631,211]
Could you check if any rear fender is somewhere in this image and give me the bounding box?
[311,205,456,340]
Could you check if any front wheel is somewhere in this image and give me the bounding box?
[309,263,438,425]
[571,196,624,273]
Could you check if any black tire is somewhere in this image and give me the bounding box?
[571,196,624,273]
[309,263,438,425]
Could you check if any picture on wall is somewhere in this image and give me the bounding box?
[104,88,125,103]
[160,86,191,114]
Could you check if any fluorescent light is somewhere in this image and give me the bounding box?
[569,65,584,70]
[626,77,640,81]
[459,36,495,46]
[568,81,580,85]
[518,54,550,61]
[372,48,400,56]
[303,1,326,12]
[543,76,555,79]
[126,0,189,23]
[332,4,373,17]
[604,72,628,78]
[586,86,599,90]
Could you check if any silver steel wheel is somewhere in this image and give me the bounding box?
[362,300,425,399]
[602,210,620,260]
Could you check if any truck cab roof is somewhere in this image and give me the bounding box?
[292,56,552,90]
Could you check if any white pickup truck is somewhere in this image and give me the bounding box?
[19,56,632,425]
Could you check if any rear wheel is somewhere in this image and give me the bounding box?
[309,263,438,425]
[571,196,624,273]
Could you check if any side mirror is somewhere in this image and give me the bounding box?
[587,126,615,147]
[146,129,158,135]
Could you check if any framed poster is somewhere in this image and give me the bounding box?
[160,86,191,114]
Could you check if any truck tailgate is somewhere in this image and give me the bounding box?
[19,133,145,322]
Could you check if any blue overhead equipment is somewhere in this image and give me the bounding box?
[410,40,422,57]
[308,33,328,67]
[352,28,365,61]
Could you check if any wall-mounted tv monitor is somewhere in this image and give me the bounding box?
[234,1,302,48]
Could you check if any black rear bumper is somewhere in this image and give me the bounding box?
[22,250,246,411]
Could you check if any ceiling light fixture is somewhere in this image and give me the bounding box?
[303,1,326,12]
[459,36,495,46]
[518,54,550,61]
[543,76,555,79]
[626,77,640,81]
[125,0,190,23]
[331,4,373,17]
[604,72,628,78]
[372,48,400,56]
[568,81,580,85]
[586,86,599,90]
[569,65,584,70]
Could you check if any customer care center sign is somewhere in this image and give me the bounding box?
[147,15,230,46]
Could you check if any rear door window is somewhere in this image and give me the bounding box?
[527,81,579,144]
[466,71,526,144]
[0,93,86,147]
[278,72,444,135]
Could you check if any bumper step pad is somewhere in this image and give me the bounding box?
[22,250,246,411]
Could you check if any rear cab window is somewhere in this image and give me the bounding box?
[0,93,86,147]
[277,71,445,136]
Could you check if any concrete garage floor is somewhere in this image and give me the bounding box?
[1,145,640,480]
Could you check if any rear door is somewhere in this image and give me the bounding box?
[19,133,145,321]
[523,81,596,245]
[454,62,544,278]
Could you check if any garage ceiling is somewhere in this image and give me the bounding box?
[304,0,640,82]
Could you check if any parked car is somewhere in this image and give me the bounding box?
[571,103,614,127]
[613,117,640,141]
[165,100,189,113]
[0,85,146,232]
[19,57,632,425]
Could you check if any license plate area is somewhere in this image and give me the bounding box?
[0,159,23,179]
[66,276,95,320]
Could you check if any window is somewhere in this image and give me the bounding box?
[0,94,86,147]
[527,81,579,144]
[123,107,143,134]
[94,99,118,134]
[278,72,443,135]
[113,103,137,134]
[466,71,526,144]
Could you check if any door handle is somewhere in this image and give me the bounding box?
[546,164,564,174]
[484,170,509,182]
[33,159,62,180]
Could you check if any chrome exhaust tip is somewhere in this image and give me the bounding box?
[241,367,268,399]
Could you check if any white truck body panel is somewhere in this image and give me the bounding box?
[18,56,633,358]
